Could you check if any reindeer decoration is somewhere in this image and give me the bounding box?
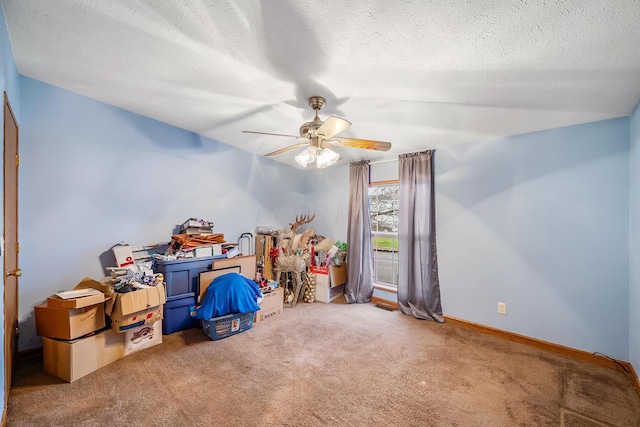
[274,214,315,306]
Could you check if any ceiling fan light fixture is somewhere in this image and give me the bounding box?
[315,146,340,169]
[244,95,391,168]
[295,145,316,167]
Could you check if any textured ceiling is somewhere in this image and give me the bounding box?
[3,0,640,168]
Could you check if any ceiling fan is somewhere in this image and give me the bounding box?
[242,96,392,168]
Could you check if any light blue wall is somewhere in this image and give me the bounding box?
[305,163,350,241]
[437,118,630,360]
[18,77,307,350]
[309,119,632,360]
[630,101,640,368]
[0,5,19,415]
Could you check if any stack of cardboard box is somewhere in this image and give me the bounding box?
[35,277,166,383]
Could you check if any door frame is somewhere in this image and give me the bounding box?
[2,91,19,426]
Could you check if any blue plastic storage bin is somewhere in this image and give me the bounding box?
[201,312,255,340]
[162,292,198,335]
[154,255,226,297]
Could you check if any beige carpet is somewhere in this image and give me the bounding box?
[8,297,640,426]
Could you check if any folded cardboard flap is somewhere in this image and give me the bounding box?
[47,292,105,309]
[74,277,115,313]
[47,277,114,309]
[74,277,113,297]
[329,262,348,287]
[115,285,166,317]
[54,288,101,300]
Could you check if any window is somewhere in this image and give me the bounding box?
[369,181,399,288]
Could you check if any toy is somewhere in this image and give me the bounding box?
[257,278,271,293]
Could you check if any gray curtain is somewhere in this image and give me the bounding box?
[398,150,444,322]
[345,160,374,303]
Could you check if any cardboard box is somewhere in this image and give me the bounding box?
[42,328,125,383]
[124,321,162,355]
[329,262,348,287]
[113,245,135,267]
[107,284,166,333]
[47,277,112,309]
[315,281,345,303]
[180,218,213,233]
[311,267,330,290]
[194,246,213,257]
[190,244,222,257]
[255,288,284,323]
[310,263,348,290]
[35,303,105,340]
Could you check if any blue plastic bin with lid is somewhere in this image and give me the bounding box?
[162,292,199,335]
[154,255,226,297]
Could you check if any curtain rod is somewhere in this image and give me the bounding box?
[369,158,397,165]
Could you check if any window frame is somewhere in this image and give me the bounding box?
[369,179,399,290]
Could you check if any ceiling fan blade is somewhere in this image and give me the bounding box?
[243,130,301,138]
[264,142,309,157]
[315,116,351,139]
[332,137,392,151]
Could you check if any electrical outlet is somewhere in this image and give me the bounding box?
[498,302,507,314]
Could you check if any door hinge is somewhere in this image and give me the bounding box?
[16,242,19,253]
[15,327,19,337]
[16,154,20,167]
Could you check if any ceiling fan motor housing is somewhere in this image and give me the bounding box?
[299,120,322,140]
[244,94,391,160]
[299,96,326,140]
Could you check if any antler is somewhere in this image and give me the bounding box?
[290,213,316,233]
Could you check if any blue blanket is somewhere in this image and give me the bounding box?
[195,272,262,320]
